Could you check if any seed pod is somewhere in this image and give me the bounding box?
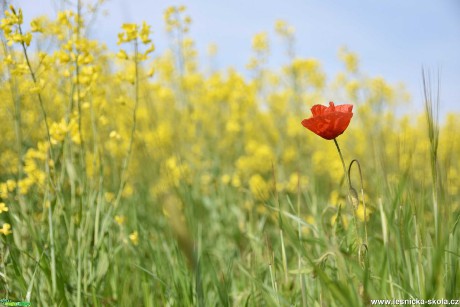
[348,187,359,209]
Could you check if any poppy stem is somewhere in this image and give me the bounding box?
[334,138,362,262]
[333,138,351,188]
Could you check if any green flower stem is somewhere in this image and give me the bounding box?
[334,138,362,254]
[333,138,351,188]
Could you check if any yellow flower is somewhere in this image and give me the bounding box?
[104,192,115,203]
[286,173,309,193]
[114,215,125,226]
[305,215,316,225]
[6,179,16,192]
[117,49,128,60]
[18,177,34,195]
[339,47,359,73]
[30,16,46,32]
[49,119,69,144]
[22,32,32,46]
[221,174,231,185]
[109,130,121,140]
[144,43,155,56]
[122,184,134,198]
[118,23,138,44]
[129,231,139,245]
[231,174,241,188]
[252,32,269,53]
[147,65,155,77]
[0,184,8,199]
[0,202,9,213]
[57,11,71,26]
[355,204,372,222]
[274,19,295,37]
[249,174,270,201]
[274,19,287,34]
[0,223,12,235]
[139,21,151,44]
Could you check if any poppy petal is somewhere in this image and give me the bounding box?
[334,104,353,113]
[311,104,328,116]
[302,101,354,140]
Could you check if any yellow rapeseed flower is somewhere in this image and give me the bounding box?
[220,174,231,185]
[339,47,359,73]
[104,192,115,203]
[122,184,134,198]
[249,174,270,201]
[129,231,139,245]
[0,202,9,213]
[252,32,269,53]
[0,183,9,199]
[118,23,138,44]
[18,177,34,195]
[22,32,32,46]
[30,16,46,32]
[274,19,295,37]
[117,49,128,60]
[0,223,12,235]
[114,215,125,226]
[144,43,155,56]
[231,174,241,188]
[355,204,372,222]
[139,21,151,44]
[6,179,16,192]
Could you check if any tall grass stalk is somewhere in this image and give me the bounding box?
[422,68,443,245]
[74,0,87,181]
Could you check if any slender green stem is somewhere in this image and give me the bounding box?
[349,159,368,244]
[47,195,56,296]
[115,38,140,204]
[75,0,87,181]
[334,138,361,253]
[2,41,25,204]
[18,25,53,161]
[333,138,351,188]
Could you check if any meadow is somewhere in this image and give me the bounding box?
[0,3,459,306]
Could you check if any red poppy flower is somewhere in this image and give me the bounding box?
[301,101,353,140]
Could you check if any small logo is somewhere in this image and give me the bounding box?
[0,298,31,306]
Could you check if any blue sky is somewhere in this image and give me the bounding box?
[17,0,460,117]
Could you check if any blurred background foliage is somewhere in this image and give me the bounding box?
[0,2,459,305]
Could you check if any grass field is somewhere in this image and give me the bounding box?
[0,3,459,306]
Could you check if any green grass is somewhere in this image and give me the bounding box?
[2,143,459,306]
